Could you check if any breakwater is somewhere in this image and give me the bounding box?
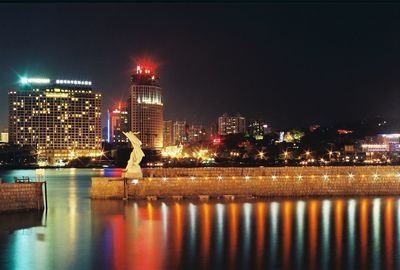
[0,182,46,212]
[91,166,400,200]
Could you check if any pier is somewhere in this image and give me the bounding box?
[0,180,47,212]
[91,166,400,200]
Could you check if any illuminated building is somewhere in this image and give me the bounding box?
[107,104,128,144]
[128,66,163,149]
[218,113,246,135]
[361,144,389,152]
[356,134,400,162]
[188,124,207,142]
[8,77,102,163]
[247,120,268,140]
[173,121,188,144]
[163,120,173,147]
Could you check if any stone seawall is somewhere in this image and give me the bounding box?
[0,183,45,212]
[91,166,400,200]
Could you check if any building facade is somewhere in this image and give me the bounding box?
[9,77,102,164]
[247,120,268,140]
[173,121,187,145]
[107,104,128,144]
[128,66,163,149]
[163,120,173,147]
[187,124,207,142]
[218,113,246,135]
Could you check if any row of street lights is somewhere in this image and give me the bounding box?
[157,172,400,182]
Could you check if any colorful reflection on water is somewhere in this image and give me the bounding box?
[92,200,400,269]
[0,169,400,269]
[90,198,400,270]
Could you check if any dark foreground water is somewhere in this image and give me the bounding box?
[0,169,399,269]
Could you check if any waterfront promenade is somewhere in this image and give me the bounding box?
[91,166,400,200]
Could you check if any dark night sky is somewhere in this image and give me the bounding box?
[1,3,400,130]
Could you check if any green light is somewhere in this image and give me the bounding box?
[20,77,50,84]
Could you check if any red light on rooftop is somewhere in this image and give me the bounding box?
[136,65,154,75]
[112,101,127,112]
[134,56,158,75]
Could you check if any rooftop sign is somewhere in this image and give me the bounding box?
[20,77,92,86]
[20,78,50,84]
[56,80,92,85]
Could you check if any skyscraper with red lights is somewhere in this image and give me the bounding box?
[128,66,163,149]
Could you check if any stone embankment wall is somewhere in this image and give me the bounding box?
[0,183,45,212]
[91,166,400,200]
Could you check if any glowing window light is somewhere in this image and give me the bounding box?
[45,92,69,98]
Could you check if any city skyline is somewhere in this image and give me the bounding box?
[3,3,400,270]
[1,4,400,129]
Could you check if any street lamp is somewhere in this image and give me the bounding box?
[283,151,289,164]
[305,151,311,165]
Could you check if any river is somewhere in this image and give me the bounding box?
[0,168,398,269]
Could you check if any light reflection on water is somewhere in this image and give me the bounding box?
[0,169,399,269]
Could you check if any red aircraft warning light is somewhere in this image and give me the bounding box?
[136,65,154,75]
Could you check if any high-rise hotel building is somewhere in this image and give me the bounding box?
[9,77,102,163]
[128,66,163,149]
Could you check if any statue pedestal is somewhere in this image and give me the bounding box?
[122,165,143,179]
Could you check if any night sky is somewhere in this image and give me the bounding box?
[1,3,400,130]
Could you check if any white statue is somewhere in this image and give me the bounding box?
[122,131,145,179]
